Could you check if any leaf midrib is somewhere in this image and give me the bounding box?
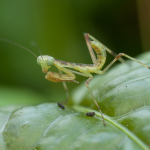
[73,105,149,150]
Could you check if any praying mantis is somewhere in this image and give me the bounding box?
[0,33,150,127]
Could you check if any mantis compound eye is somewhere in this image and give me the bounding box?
[46,57,54,66]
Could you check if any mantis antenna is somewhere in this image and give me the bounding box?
[31,41,43,60]
[0,37,37,58]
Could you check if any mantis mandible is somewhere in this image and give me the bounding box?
[0,33,150,126]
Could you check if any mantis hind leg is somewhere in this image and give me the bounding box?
[87,33,125,63]
[84,33,97,64]
[96,53,150,75]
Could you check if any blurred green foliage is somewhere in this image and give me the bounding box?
[0,0,149,104]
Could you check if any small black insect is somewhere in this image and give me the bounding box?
[86,112,95,117]
[57,103,65,109]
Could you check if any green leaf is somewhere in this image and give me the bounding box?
[1,52,150,150]
[0,103,148,150]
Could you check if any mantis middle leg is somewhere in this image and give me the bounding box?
[58,70,69,104]
[84,71,106,126]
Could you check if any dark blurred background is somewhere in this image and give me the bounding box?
[0,0,150,105]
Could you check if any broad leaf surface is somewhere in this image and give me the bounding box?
[0,52,150,150]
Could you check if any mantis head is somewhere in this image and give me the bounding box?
[37,55,54,73]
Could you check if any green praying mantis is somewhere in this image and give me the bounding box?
[0,33,150,126]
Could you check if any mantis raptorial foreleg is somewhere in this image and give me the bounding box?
[45,68,78,107]
[45,67,79,108]
[45,71,78,83]
[45,66,79,83]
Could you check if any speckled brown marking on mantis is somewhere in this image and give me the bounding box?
[1,34,150,126]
